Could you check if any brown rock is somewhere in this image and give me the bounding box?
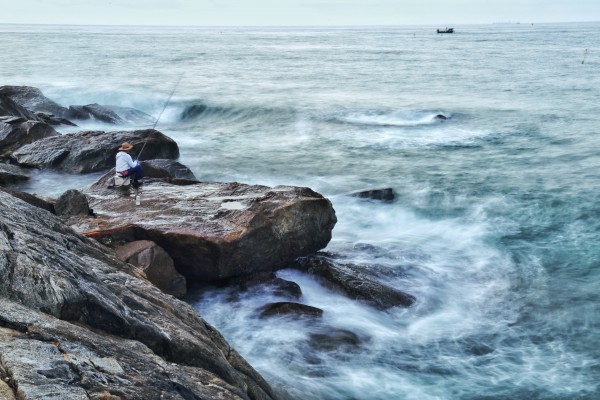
[116,240,187,298]
[77,181,337,283]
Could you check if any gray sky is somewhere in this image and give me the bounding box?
[2,0,598,26]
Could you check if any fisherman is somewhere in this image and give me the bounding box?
[116,142,143,187]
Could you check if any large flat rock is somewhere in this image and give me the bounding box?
[80,181,337,283]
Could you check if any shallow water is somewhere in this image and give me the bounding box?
[2,22,599,399]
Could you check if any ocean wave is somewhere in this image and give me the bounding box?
[337,110,450,127]
[178,100,295,125]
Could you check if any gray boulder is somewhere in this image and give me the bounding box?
[0,189,277,400]
[116,240,187,298]
[54,189,90,216]
[0,120,59,158]
[0,85,69,118]
[0,163,30,184]
[0,93,38,121]
[11,128,179,173]
[75,181,337,283]
[68,103,123,124]
[0,187,55,214]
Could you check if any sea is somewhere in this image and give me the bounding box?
[1,22,599,399]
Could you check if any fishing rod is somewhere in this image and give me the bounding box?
[136,73,184,160]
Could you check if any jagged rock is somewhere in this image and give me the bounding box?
[0,189,277,400]
[0,163,30,184]
[11,129,179,173]
[289,255,415,310]
[0,187,55,213]
[68,103,123,124]
[0,85,69,118]
[349,187,394,201]
[34,111,77,126]
[0,120,59,158]
[116,240,187,298]
[259,302,323,318]
[0,93,38,121]
[76,181,337,283]
[54,189,90,216]
[226,273,302,300]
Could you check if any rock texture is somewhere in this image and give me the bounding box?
[289,255,415,310]
[54,189,91,217]
[0,163,30,184]
[0,85,68,118]
[0,189,277,400]
[0,120,59,158]
[78,181,337,283]
[0,93,38,121]
[116,240,187,298]
[11,129,179,173]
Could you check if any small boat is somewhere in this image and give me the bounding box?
[437,28,454,33]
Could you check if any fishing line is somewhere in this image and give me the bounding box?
[137,73,184,160]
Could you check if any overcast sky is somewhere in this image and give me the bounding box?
[2,0,598,26]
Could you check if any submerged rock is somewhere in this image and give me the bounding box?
[0,189,277,400]
[259,302,323,319]
[290,255,415,310]
[308,328,365,352]
[116,240,187,298]
[0,120,59,158]
[11,128,179,173]
[349,187,395,201]
[77,181,337,283]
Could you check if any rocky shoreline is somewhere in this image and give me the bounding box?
[0,85,415,399]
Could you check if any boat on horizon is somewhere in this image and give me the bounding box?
[437,27,454,33]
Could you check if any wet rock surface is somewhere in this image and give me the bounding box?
[0,120,59,158]
[289,255,415,310]
[0,189,277,400]
[11,128,179,173]
[77,180,337,283]
[0,163,30,184]
[54,189,91,217]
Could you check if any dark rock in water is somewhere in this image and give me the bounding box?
[0,189,277,400]
[0,116,27,124]
[0,85,70,118]
[54,189,90,217]
[0,120,59,158]
[0,187,55,213]
[272,277,303,300]
[434,114,448,120]
[0,93,38,121]
[349,187,394,201]
[75,181,337,283]
[11,128,179,173]
[67,103,123,124]
[308,328,365,352]
[0,163,31,184]
[290,255,415,309]
[34,111,77,126]
[116,240,187,298]
[259,302,323,318]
